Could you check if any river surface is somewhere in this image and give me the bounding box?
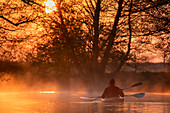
[0,91,170,113]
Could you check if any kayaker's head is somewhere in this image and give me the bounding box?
[109,79,115,86]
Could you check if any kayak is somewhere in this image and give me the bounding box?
[101,98,124,103]
[80,92,145,102]
[81,97,124,103]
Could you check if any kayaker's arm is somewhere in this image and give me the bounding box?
[101,88,107,98]
[119,89,124,97]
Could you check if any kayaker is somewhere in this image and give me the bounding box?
[101,78,124,98]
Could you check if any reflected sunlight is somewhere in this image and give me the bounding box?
[147,92,170,95]
[43,0,57,13]
[40,91,56,93]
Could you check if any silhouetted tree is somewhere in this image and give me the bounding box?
[0,0,169,84]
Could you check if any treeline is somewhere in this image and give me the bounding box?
[0,61,169,92]
[116,72,170,92]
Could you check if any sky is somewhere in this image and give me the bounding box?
[0,0,169,63]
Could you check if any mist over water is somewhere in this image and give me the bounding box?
[0,70,170,93]
[0,68,170,113]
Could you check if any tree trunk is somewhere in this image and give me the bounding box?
[92,0,101,86]
[115,0,133,74]
[100,0,124,74]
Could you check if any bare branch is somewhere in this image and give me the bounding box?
[0,27,16,31]
[20,0,43,7]
[0,16,37,26]
[84,0,94,18]
[133,0,169,13]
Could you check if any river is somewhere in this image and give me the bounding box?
[0,91,170,113]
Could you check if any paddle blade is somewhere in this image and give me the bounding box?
[80,96,100,101]
[83,98,99,102]
[131,82,143,87]
[132,93,145,98]
[80,97,89,99]
[122,82,143,90]
[80,96,100,99]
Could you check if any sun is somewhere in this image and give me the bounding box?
[43,0,57,13]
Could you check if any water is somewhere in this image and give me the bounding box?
[0,91,170,113]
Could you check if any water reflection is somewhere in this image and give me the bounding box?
[0,92,170,113]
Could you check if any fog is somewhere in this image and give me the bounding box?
[0,72,89,94]
[0,69,169,94]
[0,68,170,113]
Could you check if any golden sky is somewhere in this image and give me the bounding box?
[0,0,168,63]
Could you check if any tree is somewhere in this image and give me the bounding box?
[129,0,170,64]
[154,36,170,64]
[81,0,169,78]
[0,0,169,85]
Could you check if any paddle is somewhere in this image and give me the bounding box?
[81,82,143,100]
[125,92,145,98]
[122,82,142,90]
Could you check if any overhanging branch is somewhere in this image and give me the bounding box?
[21,0,43,7]
[132,0,169,13]
[0,16,37,26]
[121,0,169,17]
[0,27,16,31]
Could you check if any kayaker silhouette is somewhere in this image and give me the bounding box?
[101,78,124,98]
